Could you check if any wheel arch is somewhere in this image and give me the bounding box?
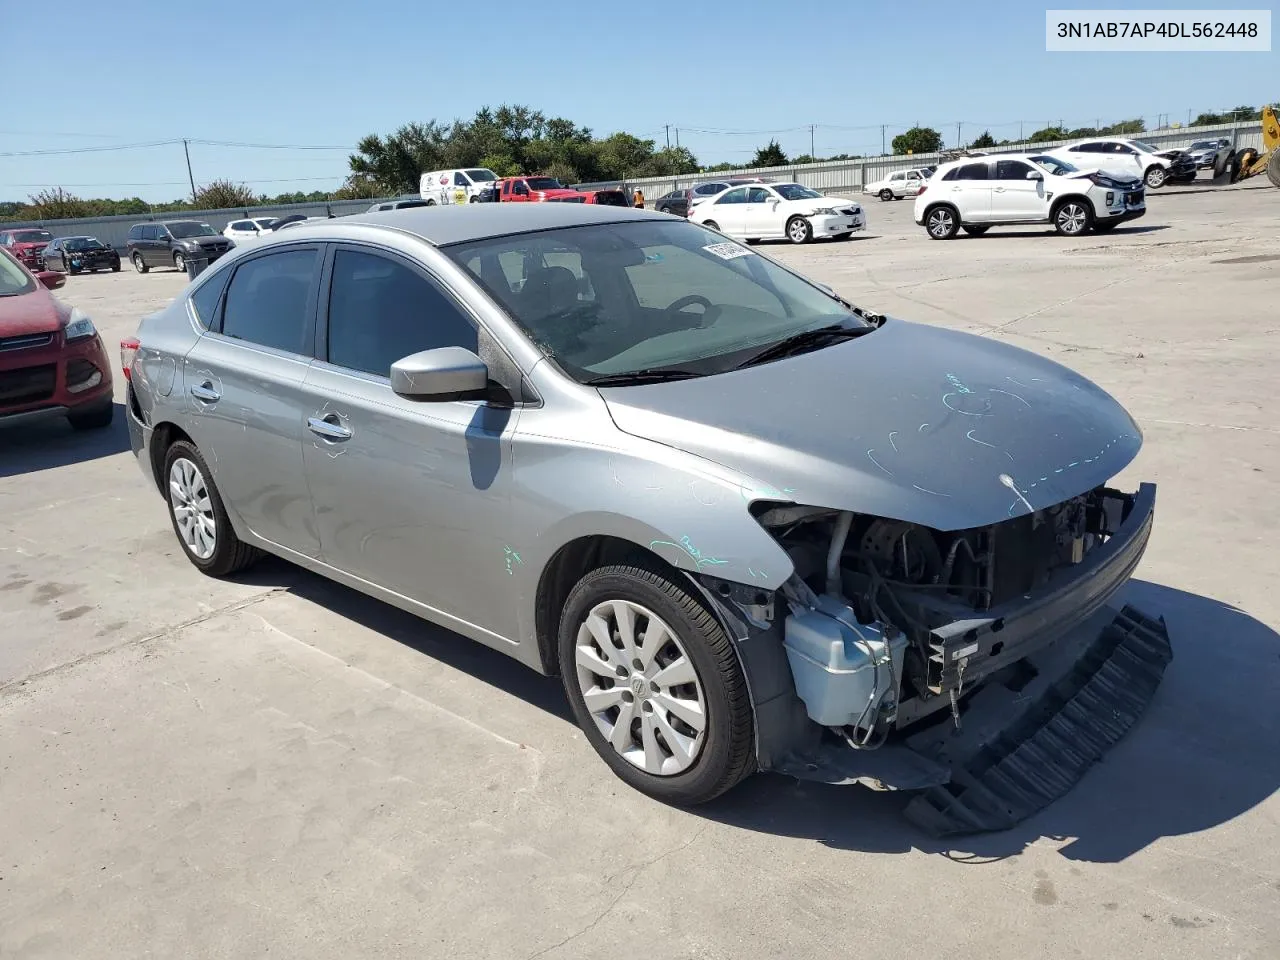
[147,420,194,496]
[1051,191,1096,219]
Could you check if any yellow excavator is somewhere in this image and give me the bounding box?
[1229,104,1280,186]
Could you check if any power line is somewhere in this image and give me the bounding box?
[5,175,347,188]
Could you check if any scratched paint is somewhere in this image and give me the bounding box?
[649,536,729,568]
[503,545,524,575]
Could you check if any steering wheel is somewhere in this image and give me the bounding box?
[665,294,720,328]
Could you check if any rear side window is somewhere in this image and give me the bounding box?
[128,225,143,240]
[189,268,232,329]
[221,249,318,354]
[325,249,477,378]
[956,163,989,180]
[717,187,749,204]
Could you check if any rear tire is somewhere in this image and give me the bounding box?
[558,562,755,805]
[111,262,121,272]
[1267,151,1280,189]
[67,399,113,431]
[962,225,990,236]
[424,199,436,206]
[702,220,720,231]
[879,189,893,201]
[162,440,261,577]
[924,205,959,240]
[132,253,149,274]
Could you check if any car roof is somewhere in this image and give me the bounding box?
[291,204,662,247]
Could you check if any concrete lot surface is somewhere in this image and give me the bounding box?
[2,185,1279,959]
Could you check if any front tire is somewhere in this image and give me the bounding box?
[173,251,186,272]
[1054,198,1093,236]
[786,216,813,244]
[924,205,959,239]
[558,563,755,805]
[1144,165,1167,189]
[702,220,720,231]
[111,261,121,272]
[162,440,260,577]
[132,253,149,274]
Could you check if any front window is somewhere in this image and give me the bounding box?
[1029,155,1078,176]
[65,238,105,251]
[13,230,52,244]
[167,222,217,238]
[465,168,497,182]
[524,177,564,191]
[0,250,36,297]
[771,183,822,200]
[446,219,870,382]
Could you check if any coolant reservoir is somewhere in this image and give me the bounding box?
[783,595,907,728]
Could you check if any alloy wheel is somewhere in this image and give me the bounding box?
[169,457,216,560]
[788,218,811,243]
[574,599,707,776]
[1057,203,1088,234]
[927,208,954,238]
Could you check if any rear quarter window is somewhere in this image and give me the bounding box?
[189,267,232,329]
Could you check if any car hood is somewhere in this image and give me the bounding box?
[600,319,1142,531]
[11,241,49,251]
[1063,167,1142,187]
[0,289,61,338]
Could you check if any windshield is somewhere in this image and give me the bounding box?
[1131,140,1159,154]
[1030,155,1078,175]
[167,222,217,238]
[0,251,36,297]
[525,177,564,190]
[13,230,52,244]
[66,238,105,251]
[465,169,497,182]
[446,219,870,382]
[772,183,823,201]
[254,218,277,229]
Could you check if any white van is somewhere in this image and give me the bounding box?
[419,168,500,205]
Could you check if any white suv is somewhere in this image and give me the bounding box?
[1044,138,1174,189]
[913,153,1145,239]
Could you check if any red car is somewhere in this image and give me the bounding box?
[497,176,584,202]
[0,248,114,431]
[0,228,54,272]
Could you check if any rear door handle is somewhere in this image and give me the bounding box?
[307,415,352,441]
[189,381,220,402]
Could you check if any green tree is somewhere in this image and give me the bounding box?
[192,180,256,209]
[891,127,942,155]
[1028,125,1068,143]
[752,139,788,167]
[970,130,996,149]
[349,121,449,195]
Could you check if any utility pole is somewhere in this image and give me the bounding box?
[880,125,885,155]
[956,121,962,149]
[182,138,196,202]
[809,124,815,160]
[1019,120,1024,142]
[674,128,680,148]
[665,125,670,149]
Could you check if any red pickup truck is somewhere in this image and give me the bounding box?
[498,176,583,202]
[0,228,54,272]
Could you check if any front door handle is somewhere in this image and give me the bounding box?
[307,415,352,441]
[189,381,220,402]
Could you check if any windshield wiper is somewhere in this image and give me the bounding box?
[735,323,875,369]
[585,368,705,387]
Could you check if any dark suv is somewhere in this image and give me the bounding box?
[126,220,233,274]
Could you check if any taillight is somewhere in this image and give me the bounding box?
[119,336,139,381]
[917,185,927,196]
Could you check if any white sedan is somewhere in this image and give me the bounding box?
[221,217,278,240]
[689,182,865,244]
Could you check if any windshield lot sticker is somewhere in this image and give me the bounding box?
[702,242,754,261]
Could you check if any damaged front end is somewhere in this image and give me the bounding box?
[739,481,1171,835]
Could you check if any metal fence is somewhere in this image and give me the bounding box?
[579,120,1264,199]
[0,197,396,252]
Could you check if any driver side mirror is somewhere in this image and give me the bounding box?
[1026,170,1044,180]
[36,271,65,290]
[391,347,489,401]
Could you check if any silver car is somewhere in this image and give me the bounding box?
[125,205,1170,831]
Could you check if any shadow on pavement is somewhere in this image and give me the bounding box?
[233,558,1280,863]
[693,580,1280,863]
[235,556,574,724]
[0,403,129,479]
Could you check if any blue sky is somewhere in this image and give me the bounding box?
[2,0,1273,201]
